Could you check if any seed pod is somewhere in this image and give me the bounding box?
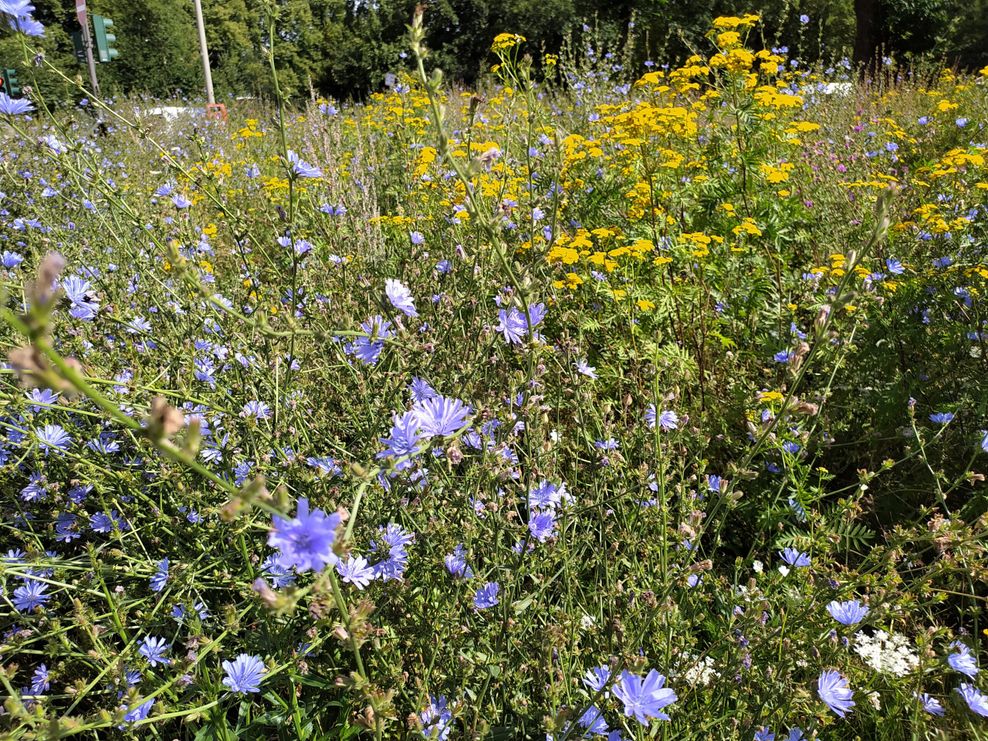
[148,396,185,440]
[29,251,66,309]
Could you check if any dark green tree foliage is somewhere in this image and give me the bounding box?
[578,0,857,72]
[93,0,202,96]
[1,0,986,102]
[265,0,326,97]
[417,0,578,86]
[202,0,264,96]
[316,0,394,98]
[0,1,82,103]
[853,0,951,70]
[945,0,988,69]
[408,0,499,86]
[317,0,581,98]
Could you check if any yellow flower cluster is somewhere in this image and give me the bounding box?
[234,119,264,141]
[260,17,986,320]
[491,33,526,52]
[711,14,761,29]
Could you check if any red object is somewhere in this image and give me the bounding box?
[205,103,227,121]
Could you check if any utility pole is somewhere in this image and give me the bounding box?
[75,1,100,95]
[193,0,215,105]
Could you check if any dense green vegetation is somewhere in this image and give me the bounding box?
[1,2,987,738]
[3,0,988,102]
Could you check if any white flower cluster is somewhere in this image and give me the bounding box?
[853,630,919,677]
[677,653,720,687]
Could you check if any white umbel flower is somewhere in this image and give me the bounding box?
[853,630,919,677]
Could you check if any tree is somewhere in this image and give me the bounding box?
[0,0,88,105]
[93,0,202,97]
[3,0,986,104]
[203,0,265,99]
[853,0,883,69]
[853,0,951,71]
[943,0,988,69]
[316,0,396,99]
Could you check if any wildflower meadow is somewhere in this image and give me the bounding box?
[1,4,988,739]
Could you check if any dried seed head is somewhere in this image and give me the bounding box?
[29,252,66,308]
[791,400,819,416]
[252,578,278,609]
[63,357,84,377]
[7,344,47,387]
[355,706,376,730]
[148,396,185,440]
[7,345,81,395]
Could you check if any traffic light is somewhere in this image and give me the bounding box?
[1,68,20,97]
[71,31,86,64]
[92,15,119,63]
